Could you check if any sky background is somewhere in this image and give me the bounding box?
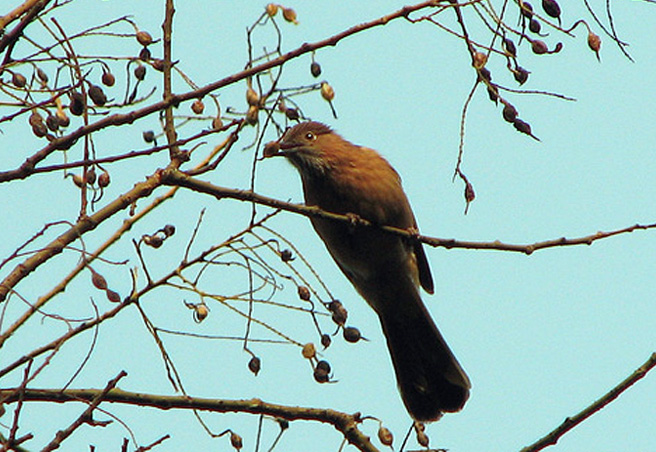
[1,1,655,451]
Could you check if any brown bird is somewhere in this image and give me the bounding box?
[265,121,470,421]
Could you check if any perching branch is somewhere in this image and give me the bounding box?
[161,169,656,255]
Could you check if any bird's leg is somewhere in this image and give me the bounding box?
[406,225,420,246]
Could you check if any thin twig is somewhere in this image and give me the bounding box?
[520,352,656,452]
[41,371,127,452]
[0,1,443,184]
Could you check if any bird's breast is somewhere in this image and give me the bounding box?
[299,155,417,291]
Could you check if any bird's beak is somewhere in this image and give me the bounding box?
[263,138,299,158]
[262,139,282,158]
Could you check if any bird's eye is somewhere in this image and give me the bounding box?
[305,132,316,141]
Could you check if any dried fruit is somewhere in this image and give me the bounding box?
[85,168,97,185]
[163,224,176,237]
[280,249,293,262]
[378,426,394,447]
[520,1,534,18]
[529,19,541,34]
[316,360,331,373]
[245,105,259,125]
[282,107,298,121]
[36,68,48,83]
[320,82,335,102]
[246,87,259,107]
[102,70,115,87]
[12,72,26,88]
[465,181,475,203]
[263,141,280,158]
[106,289,121,303]
[143,130,156,143]
[531,39,548,54]
[542,0,561,20]
[328,300,347,326]
[191,99,205,114]
[588,31,601,60]
[487,85,499,103]
[297,285,311,301]
[32,122,48,138]
[144,234,163,248]
[502,103,518,122]
[310,61,322,77]
[134,64,146,81]
[513,67,530,85]
[265,3,278,17]
[91,269,108,290]
[513,118,533,136]
[194,304,209,322]
[136,30,153,46]
[301,343,316,359]
[212,116,224,129]
[88,85,107,106]
[72,174,84,188]
[503,38,517,57]
[248,356,261,375]
[478,67,492,82]
[416,431,429,448]
[230,431,243,450]
[69,91,85,116]
[343,326,361,343]
[473,51,487,69]
[98,171,111,188]
[282,7,298,24]
[46,114,60,132]
[152,59,165,72]
[464,181,475,215]
[29,111,44,127]
[320,333,331,349]
[139,47,151,61]
[313,360,331,383]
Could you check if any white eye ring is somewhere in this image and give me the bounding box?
[305,132,316,141]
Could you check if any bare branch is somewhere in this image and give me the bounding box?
[0,1,441,183]
[0,390,380,452]
[41,371,127,452]
[161,170,656,255]
[520,353,656,452]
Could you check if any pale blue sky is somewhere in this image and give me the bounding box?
[1,1,655,451]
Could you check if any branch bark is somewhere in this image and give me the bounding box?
[0,389,380,452]
[161,169,656,255]
[520,352,656,452]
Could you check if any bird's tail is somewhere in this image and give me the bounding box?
[376,285,470,421]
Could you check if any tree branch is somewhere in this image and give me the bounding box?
[0,0,443,183]
[520,352,656,452]
[0,170,163,302]
[41,371,127,452]
[161,169,656,255]
[0,389,380,452]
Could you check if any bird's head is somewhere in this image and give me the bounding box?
[263,121,338,175]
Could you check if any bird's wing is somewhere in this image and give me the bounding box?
[414,240,434,294]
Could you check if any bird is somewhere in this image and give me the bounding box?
[264,121,470,421]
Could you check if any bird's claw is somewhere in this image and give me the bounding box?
[345,212,363,231]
